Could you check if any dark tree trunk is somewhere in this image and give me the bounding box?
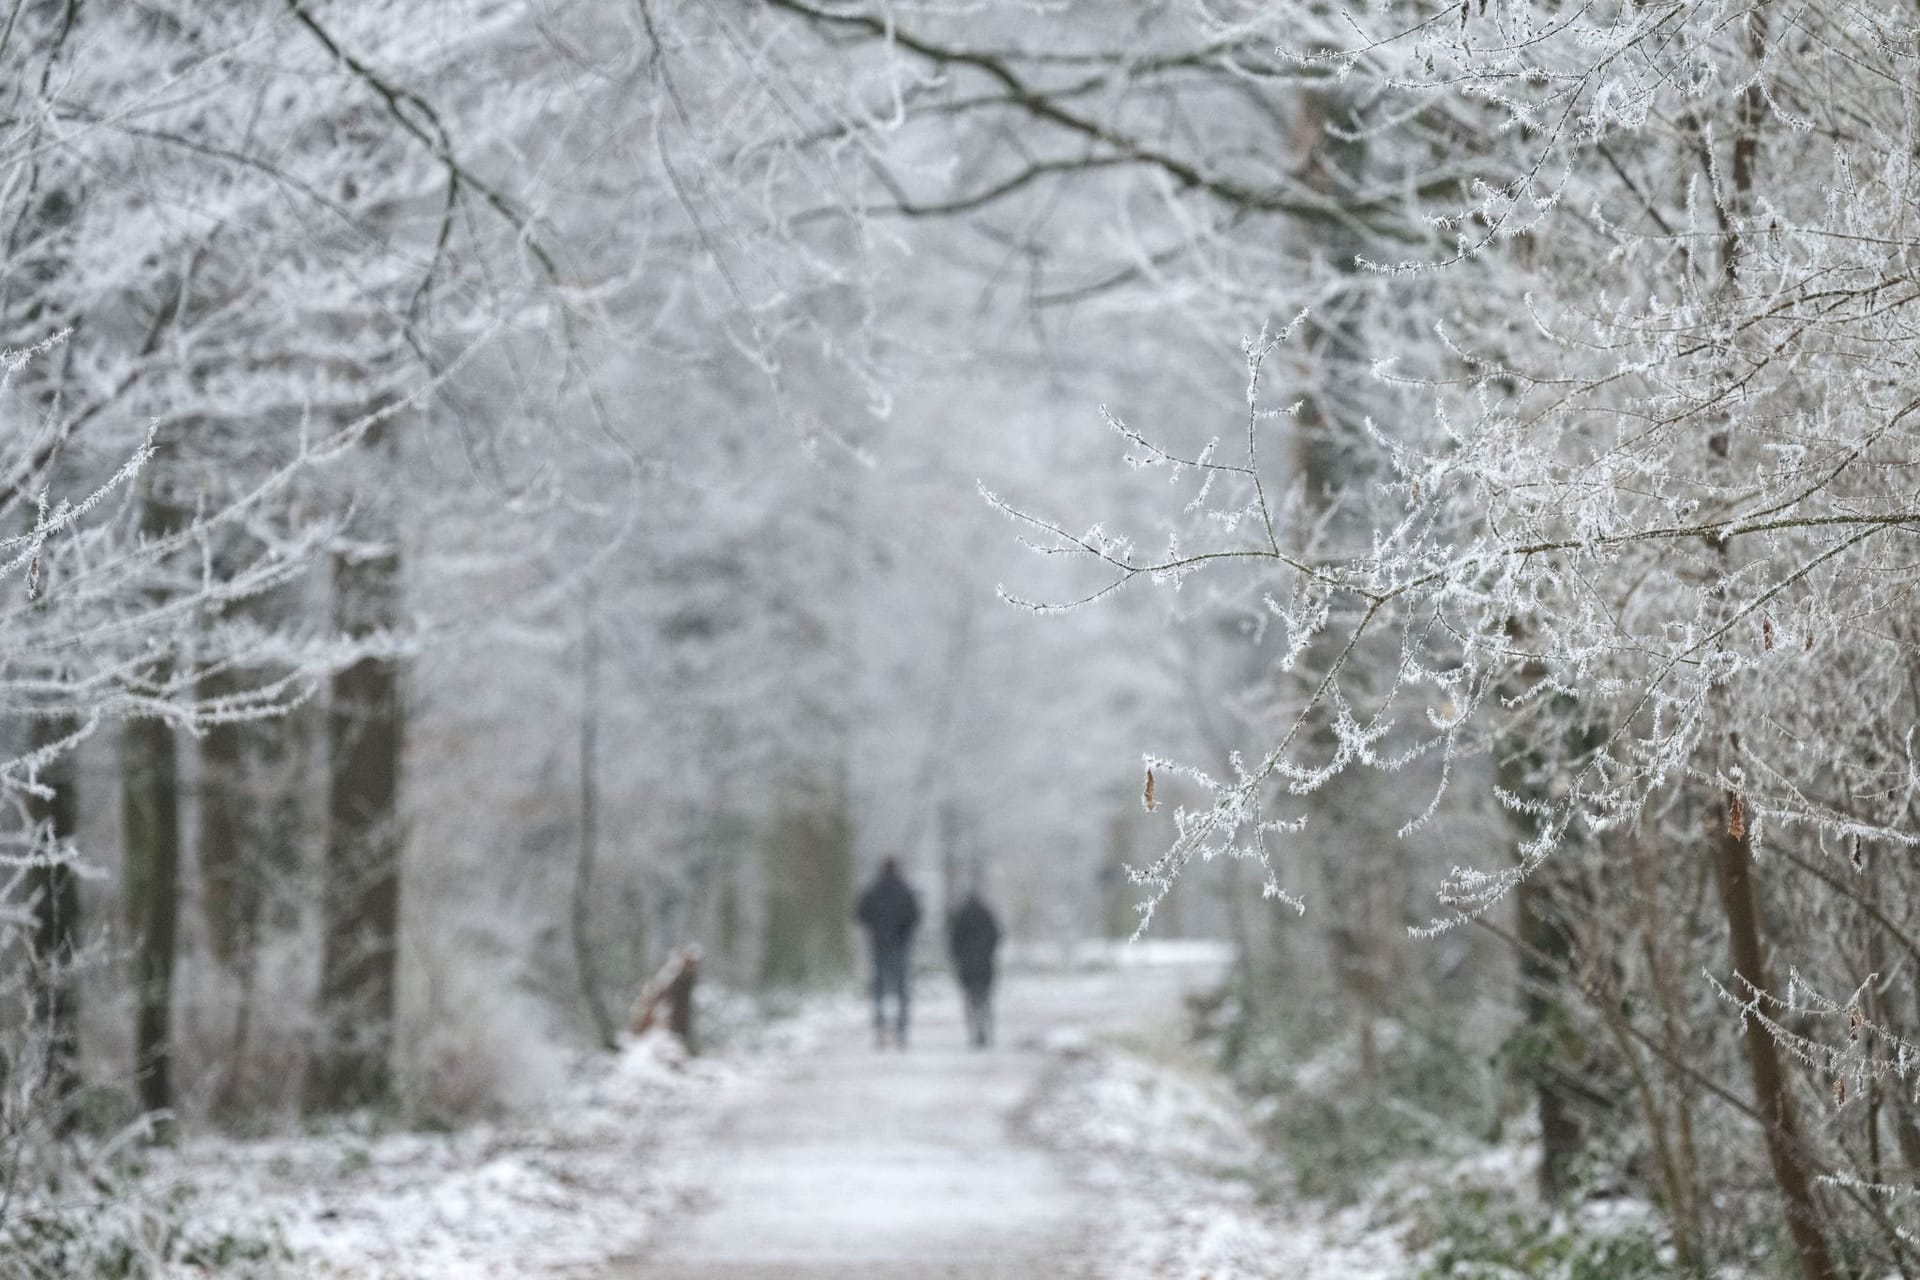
[197,673,260,972]
[122,709,180,1136]
[199,667,301,1110]
[197,687,255,1114]
[1515,870,1581,1200]
[122,489,184,1138]
[25,714,81,1133]
[1291,86,1401,1080]
[307,534,404,1113]
[572,587,618,1051]
[1710,790,1841,1280]
[1497,723,1582,1201]
[1491,635,1601,1204]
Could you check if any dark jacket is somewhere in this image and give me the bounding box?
[947,895,1001,991]
[856,868,921,950]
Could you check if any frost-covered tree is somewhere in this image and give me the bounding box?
[952,2,1920,1273]
[0,0,608,1158]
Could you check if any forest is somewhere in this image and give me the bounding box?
[5,2,1920,1277]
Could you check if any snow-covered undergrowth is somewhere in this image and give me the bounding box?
[21,989,842,1280]
[1027,1025,1678,1280]
[1205,997,1684,1280]
[1373,1140,1679,1280]
[125,1030,720,1278]
[1025,1028,1408,1279]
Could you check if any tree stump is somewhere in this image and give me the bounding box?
[629,946,701,1053]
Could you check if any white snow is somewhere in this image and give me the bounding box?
[124,968,1480,1280]
[1027,1034,1409,1280]
[149,1030,742,1278]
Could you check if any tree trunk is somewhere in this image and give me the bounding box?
[1703,37,1838,1262]
[1291,85,1401,1081]
[122,489,184,1138]
[25,714,81,1134]
[572,586,618,1051]
[197,671,264,971]
[1493,636,1605,1205]
[1514,869,1581,1200]
[122,709,180,1137]
[664,952,697,1051]
[1710,789,1840,1280]
[307,532,404,1112]
[199,670,300,1111]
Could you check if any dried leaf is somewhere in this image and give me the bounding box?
[1143,768,1157,813]
[1762,617,1774,651]
[1850,834,1865,872]
[1727,793,1745,841]
[1833,1075,1847,1107]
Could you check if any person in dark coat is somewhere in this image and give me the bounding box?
[855,858,921,1049]
[946,892,1002,1048]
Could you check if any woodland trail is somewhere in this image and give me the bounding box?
[606,952,1227,1280]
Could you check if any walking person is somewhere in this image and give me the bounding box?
[855,858,921,1049]
[946,891,1002,1049]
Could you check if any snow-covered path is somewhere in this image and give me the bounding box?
[607,959,1223,1280]
[141,947,1408,1278]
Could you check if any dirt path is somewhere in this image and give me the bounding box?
[607,958,1223,1280]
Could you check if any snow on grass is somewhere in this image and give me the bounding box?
[137,1025,778,1279]
[147,1031,708,1278]
[144,990,864,1279]
[1026,1031,1408,1280]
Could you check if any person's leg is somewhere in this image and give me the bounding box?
[876,945,907,1046]
[892,948,911,1046]
[964,988,985,1047]
[980,983,994,1047]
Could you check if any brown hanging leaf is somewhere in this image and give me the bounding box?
[1727,793,1745,841]
[1762,617,1774,651]
[26,492,47,605]
[1848,1006,1863,1043]
[1833,1075,1847,1107]
[1850,834,1865,872]
[1143,769,1157,813]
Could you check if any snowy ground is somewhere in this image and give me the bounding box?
[146,1027,760,1278]
[132,953,1416,1278]
[1027,1030,1409,1279]
[605,952,1407,1280]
